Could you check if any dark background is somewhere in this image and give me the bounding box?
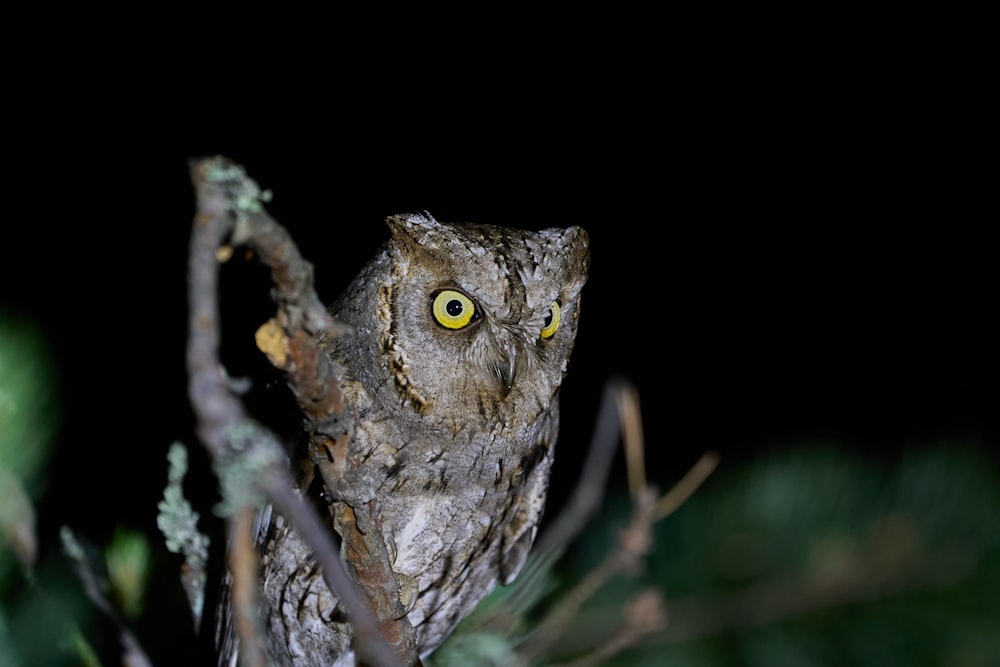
[3,46,996,663]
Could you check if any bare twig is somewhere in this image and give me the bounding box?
[552,589,666,667]
[228,509,267,667]
[618,382,645,502]
[644,536,977,646]
[515,488,658,662]
[187,156,409,667]
[515,384,718,664]
[654,450,719,521]
[536,379,633,557]
[498,378,633,621]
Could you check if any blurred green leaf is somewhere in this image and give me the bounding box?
[1,311,58,576]
[106,528,152,621]
[0,311,58,489]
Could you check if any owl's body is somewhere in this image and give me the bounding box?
[220,213,589,666]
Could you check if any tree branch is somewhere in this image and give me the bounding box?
[228,509,267,667]
[187,156,413,667]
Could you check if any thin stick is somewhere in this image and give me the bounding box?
[229,508,267,667]
[653,450,719,521]
[617,383,645,502]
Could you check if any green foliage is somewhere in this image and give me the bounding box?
[589,442,1000,666]
[0,313,137,666]
[0,312,58,486]
[430,632,527,667]
[0,311,58,576]
[0,311,75,665]
[436,441,1000,667]
[1,555,102,667]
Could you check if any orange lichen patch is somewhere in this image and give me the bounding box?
[215,244,234,262]
[255,319,289,368]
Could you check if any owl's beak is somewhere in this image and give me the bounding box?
[494,354,517,398]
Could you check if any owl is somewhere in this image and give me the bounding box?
[218,212,589,666]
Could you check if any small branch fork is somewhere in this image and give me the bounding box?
[520,379,719,666]
[504,383,970,665]
[187,157,416,667]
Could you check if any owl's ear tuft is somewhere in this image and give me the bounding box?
[564,226,590,268]
[551,226,590,291]
[386,212,447,252]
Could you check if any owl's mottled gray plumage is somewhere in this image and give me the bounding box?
[219,212,589,666]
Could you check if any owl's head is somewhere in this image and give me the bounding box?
[335,212,589,427]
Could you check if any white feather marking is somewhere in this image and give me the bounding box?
[393,497,451,575]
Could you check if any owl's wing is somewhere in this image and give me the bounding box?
[498,406,560,585]
[216,500,356,666]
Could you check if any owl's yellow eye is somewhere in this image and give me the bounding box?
[540,300,561,339]
[431,289,479,329]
